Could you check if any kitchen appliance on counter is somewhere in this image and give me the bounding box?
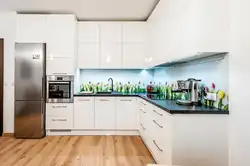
[15,43,46,138]
[177,78,202,106]
[46,75,74,103]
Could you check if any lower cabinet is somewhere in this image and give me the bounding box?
[95,97,115,129]
[74,97,95,129]
[115,97,137,130]
[46,103,73,130]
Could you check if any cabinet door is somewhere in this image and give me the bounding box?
[78,43,99,69]
[100,23,122,43]
[47,15,76,58]
[16,14,47,43]
[74,97,95,129]
[78,22,99,43]
[95,97,115,129]
[116,97,137,130]
[122,22,146,43]
[100,43,122,68]
[46,58,74,75]
[122,43,146,69]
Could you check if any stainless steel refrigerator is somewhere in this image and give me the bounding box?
[15,43,46,138]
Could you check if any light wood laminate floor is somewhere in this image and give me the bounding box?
[0,136,155,166]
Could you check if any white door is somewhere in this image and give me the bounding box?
[78,43,100,69]
[116,97,137,130]
[74,97,95,129]
[122,43,146,69]
[100,43,122,68]
[46,58,74,75]
[122,22,146,43]
[78,22,99,43]
[100,23,122,43]
[95,97,115,129]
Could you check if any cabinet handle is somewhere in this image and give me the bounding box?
[52,106,67,108]
[120,99,132,101]
[100,99,109,101]
[153,110,163,116]
[140,108,146,114]
[153,140,163,152]
[140,102,146,105]
[140,124,146,130]
[53,73,67,75]
[77,99,90,101]
[52,118,67,122]
[153,120,163,128]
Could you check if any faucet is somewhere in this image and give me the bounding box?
[108,78,114,92]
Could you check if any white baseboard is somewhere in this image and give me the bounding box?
[46,130,139,136]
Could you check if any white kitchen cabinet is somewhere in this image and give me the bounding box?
[78,22,99,43]
[47,14,76,58]
[46,57,75,75]
[95,97,115,129]
[122,43,146,69]
[122,22,146,43]
[46,103,73,130]
[74,97,95,129]
[100,43,122,68]
[100,23,122,43]
[115,97,137,130]
[16,14,47,43]
[78,43,100,69]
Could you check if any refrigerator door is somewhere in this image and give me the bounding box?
[15,43,46,101]
[15,101,45,138]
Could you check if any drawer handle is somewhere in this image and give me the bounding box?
[140,102,146,105]
[100,99,109,101]
[52,106,67,108]
[140,124,146,130]
[53,73,67,75]
[120,99,132,101]
[153,140,163,152]
[153,120,163,128]
[153,110,163,116]
[52,119,67,122]
[140,109,146,114]
[77,99,90,101]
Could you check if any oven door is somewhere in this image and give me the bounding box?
[47,81,73,103]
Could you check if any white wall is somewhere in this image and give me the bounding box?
[0,12,16,133]
[229,1,250,166]
[78,69,153,90]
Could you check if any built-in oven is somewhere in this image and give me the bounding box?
[46,75,74,103]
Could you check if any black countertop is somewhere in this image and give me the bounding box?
[74,92,229,115]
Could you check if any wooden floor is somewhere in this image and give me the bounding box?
[0,136,155,166]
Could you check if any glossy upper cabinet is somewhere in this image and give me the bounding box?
[122,22,146,69]
[47,14,76,58]
[16,14,47,43]
[77,22,100,69]
[100,23,122,43]
[122,22,146,43]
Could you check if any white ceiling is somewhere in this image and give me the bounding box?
[0,0,160,21]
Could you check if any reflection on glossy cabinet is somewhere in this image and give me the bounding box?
[78,43,100,69]
[74,97,95,129]
[100,43,122,69]
[116,97,137,130]
[95,97,115,129]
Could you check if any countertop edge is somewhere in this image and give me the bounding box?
[74,94,229,115]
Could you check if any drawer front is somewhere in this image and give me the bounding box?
[74,97,94,103]
[46,103,73,117]
[46,117,73,129]
[95,97,115,102]
[150,105,169,125]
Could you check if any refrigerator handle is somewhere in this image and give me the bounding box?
[42,76,45,100]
